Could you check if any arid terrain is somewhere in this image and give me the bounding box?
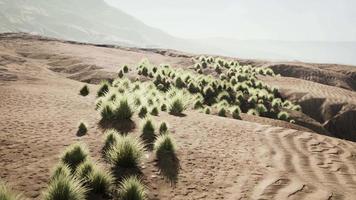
[1,33,356,200]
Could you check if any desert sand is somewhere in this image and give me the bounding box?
[1,33,356,199]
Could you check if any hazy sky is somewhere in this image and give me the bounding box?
[105,0,356,41]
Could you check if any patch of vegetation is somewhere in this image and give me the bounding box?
[79,85,89,96]
[118,176,147,200]
[77,122,87,136]
[0,182,24,200]
[61,143,89,171]
[140,118,156,146]
[43,174,87,200]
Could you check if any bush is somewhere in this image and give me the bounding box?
[154,134,176,157]
[168,96,186,115]
[160,103,167,111]
[75,161,94,181]
[150,106,159,116]
[118,70,124,78]
[43,174,87,200]
[231,106,241,119]
[107,135,144,168]
[218,107,227,117]
[141,118,156,145]
[138,106,148,118]
[256,104,267,115]
[113,97,134,120]
[204,107,211,114]
[193,99,203,109]
[77,122,87,136]
[97,81,110,97]
[51,163,72,181]
[79,85,89,96]
[61,143,89,171]
[123,65,129,73]
[174,77,185,88]
[118,176,147,200]
[277,111,289,121]
[247,109,259,116]
[100,101,115,121]
[103,129,120,153]
[159,122,168,134]
[0,182,24,200]
[87,167,114,195]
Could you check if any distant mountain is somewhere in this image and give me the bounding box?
[1,0,355,65]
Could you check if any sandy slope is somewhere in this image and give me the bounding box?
[1,33,356,199]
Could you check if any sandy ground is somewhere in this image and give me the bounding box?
[1,33,356,199]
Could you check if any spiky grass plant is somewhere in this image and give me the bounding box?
[158,122,168,135]
[256,104,267,115]
[77,122,87,136]
[97,80,110,97]
[79,85,89,96]
[231,106,241,119]
[51,163,72,181]
[107,136,144,168]
[61,143,89,171]
[123,65,129,73]
[118,70,124,78]
[113,97,134,120]
[218,107,227,117]
[168,95,186,115]
[247,109,259,116]
[150,106,159,116]
[43,174,87,200]
[103,129,120,153]
[0,182,24,200]
[204,107,211,114]
[140,118,156,145]
[277,111,289,121]
[75,160,94,181]
[138,106,148,118]
[160,103,167,111]
[87,167,114,195]
[154,134,176,157]
[100,101,115,121]
[118,176,147,200]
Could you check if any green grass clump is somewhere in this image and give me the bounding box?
[113,97,134,120]
[107,136,144,168]
[61,143,89,171]
[154,134,176,157]
[218,107,227,117]
[100,101,115,121]
[51,164,72,181]
[138,106,148,118]
[256,104,267,115]
[87,167,114,195]
[79,85,89,96]
[43,174,87,200]
[97,80,110,97]
[277,111,289,121]
[231,106,241,119]
[0,182,24,200]
[247,109,259,116]
[160,103,167,111]
[204,107,211,114]
[123,65,129,73]
[75,161,94,181]
[168,96,186,115]
[150,106,159,116]
[118,176,147,200]
[103,129,120,153]
[77,122,87,136]
[141,118,156,145]
[158,122,168,134]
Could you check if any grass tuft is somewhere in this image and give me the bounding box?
[61,143,89,171]
[158,122,168,135]
[77,122,87,136]
[0,182,24,200]
[43,174,87,200]
[79,85,89,96]
[118,176,147,200]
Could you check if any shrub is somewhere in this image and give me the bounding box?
[107,136,144,168]
[61,143,89,171]
[174,77,185,88]
[141,118,156,145]
[154,134,176,157]
[138,106,148,118]
[231,106,241,119]
[118,70,124,78]
[118,176,147,200]
[150,106,159,116]
[168,96,186,115]
[79,85,89,96]
[43,174,87,200]
[113,97,134,120]
[100,101,115,121]
[217,91,230,102]
[292,105,302,112]
[0,182,24,200]
[123,65,129,73]
[159,122,168,134]
[271,98,282,109]
[204,107,211,114]
[77,122,87,136]
[87,167,114,195]
[256,104,268,115]
[197,69,203,74]
[75,161,94,181]
[247,109,259,116]
[51,163,72,181]
[218,107,227,117]
[103,129,120,153]
[193,99,203,109]
[277,111,289,121]
[160,103,167,111]
[97,81,110,97]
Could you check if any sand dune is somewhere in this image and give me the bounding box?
[1,33,356,199]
